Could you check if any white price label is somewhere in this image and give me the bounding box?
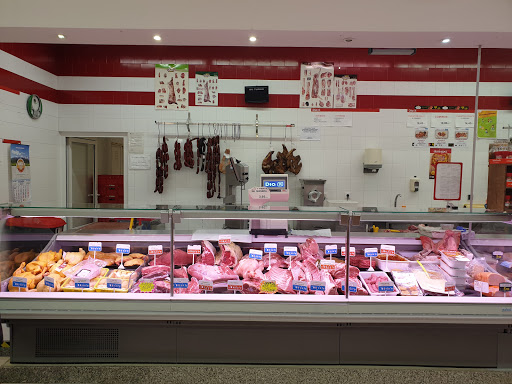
[198,280,214,292]
[75,278,90,289]
[227,279,243,291]
[148,245,163,256]
[44,276,55,289]
[325,245,337,255]
[88,242,102,252]
[218,235,231,245]
[493,251,504,260]
[107,278,122,290]
[364,248,378,258]
[320,259,336,270]
[264,243,277,253]
[292,280,308,292]
[309,280,326,292]
[116,243,131,254]
[341,282,358,293]
[173,278,189,289]
[187,245,202,255]
[249,249,263,260]
[249,187,271,200]
[341,247,355,257]
[283,246,298,257]
[12,276,27,289]
[378,281,394,292]
[474,280,489,293]
[380,244,395,256]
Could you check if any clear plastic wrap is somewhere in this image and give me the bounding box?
[63,259,108,281]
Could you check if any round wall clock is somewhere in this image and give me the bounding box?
[26,94,42,119]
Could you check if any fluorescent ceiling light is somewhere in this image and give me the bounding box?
[249,36,257,42]
[368,48,416,56]
[57,34,65,39]
[153,35,162,41]
[442,38,451,44]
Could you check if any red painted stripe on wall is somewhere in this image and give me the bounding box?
[0,68,58,102]
[56,90,512,110]
[3,44,512,82]
[0,85,20,95]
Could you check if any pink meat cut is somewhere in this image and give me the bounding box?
[141,265,170,280]
[334,277,368,295]
[330,262,360,280]
[187,263,239,283]
[174,266,188,278]
[156,249,194,266]
[215,242,243,268]
[174,277,201,294]
[197,240,216,265]
[265,267,294,294]
[234,258,265,280]
[242,279,261,294]
[259,253,288,269]
[290,260,306,281]
[303,259,337,295]
[299,238,323,262]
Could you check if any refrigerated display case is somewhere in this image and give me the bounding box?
[1,205,512,366]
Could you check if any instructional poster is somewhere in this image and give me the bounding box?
[478,110,497,138]
[300,63,334,108]
[155,64,189,110]
[10,144,31,203]
[429,148,451,180]
[334,75,357,108]
[195,72,218,106]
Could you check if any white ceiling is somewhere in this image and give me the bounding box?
[1,0,512,48]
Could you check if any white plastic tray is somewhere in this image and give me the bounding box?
[359,271,400,296]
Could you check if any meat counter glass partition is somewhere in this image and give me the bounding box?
[1,205,512,306]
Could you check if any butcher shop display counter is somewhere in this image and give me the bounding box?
[1,205,512,366]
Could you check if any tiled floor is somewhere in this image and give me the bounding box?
[0,359,512,384]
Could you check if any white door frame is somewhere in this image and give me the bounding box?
[66,137,98,208]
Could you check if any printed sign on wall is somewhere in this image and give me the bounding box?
[478,110,497,138]
[155,64,189,110]
[195,72,218,106]
[429,148,451,180]
[300,63,334,108]
[10,144,31,203]
[334,75,357,109]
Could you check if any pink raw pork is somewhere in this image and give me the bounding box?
[259,253,288,269]
[334,277,368,295]
[174,277,201,294]
[174,266,188,278]
[234,258,265,280]
[265,267,294,294]
[187,263,239,283]
[197,240,216,265]
[156,249,194,266]
[330,262,360,280]
[141,265,170,280]
[299,238,323,261]
[242,279,261,294]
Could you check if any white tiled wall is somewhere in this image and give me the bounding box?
[0,89,63,206]
[58,103,512,214]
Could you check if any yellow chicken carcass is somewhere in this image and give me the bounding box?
[25,260,47,275]
[8,263,44,292]
[124,258,144,267]
[36,272,65,292]
[37,249,63,265]
[48,259,72,278]
[64,248,85,266]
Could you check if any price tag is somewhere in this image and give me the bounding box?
[378,281,394,292]
[309,280,326,292]
[249,187,271,200]
[320,259,336,270]
[381,244,395,256]
[74,278,90,289]
[139,279,154,293]
[445,284,455,292]
[173,278,189,289]
[292,280,308,292]
[260,280,278,293]
[341,247,355,257]
[493,251,504,260]
[341,282,358,293]
[55,262,67,272]
[116,243,130,254]
[148,245,163,256]
[364,248,378,258]
[474,280,489,293]
[325,245,337,255]
[264,243,277,253]
[227,279,243,291]
[501,261,512,269]
[499,282,512,292]
[44,276,55,289]
[198,280,214,292]
[88,242,102,252]
[283,246,298,257]
[187,245,201,255]
[218,235,231,245]
[249,249,263,260]
[107,278,122,290]
[12,276,27,289]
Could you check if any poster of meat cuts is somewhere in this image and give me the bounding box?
[300,63,334,108]
[155,64,189,110]
[334,75,357,109]
[195,72,218,106]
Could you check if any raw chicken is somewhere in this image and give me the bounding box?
[64,249,86,266]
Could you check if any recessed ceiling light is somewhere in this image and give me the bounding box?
[57,34,65,39]
[442,38,451,44]
[153,35,162,41]
[249,36,257,42]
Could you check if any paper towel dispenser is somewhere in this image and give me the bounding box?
[363,148,382,173]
